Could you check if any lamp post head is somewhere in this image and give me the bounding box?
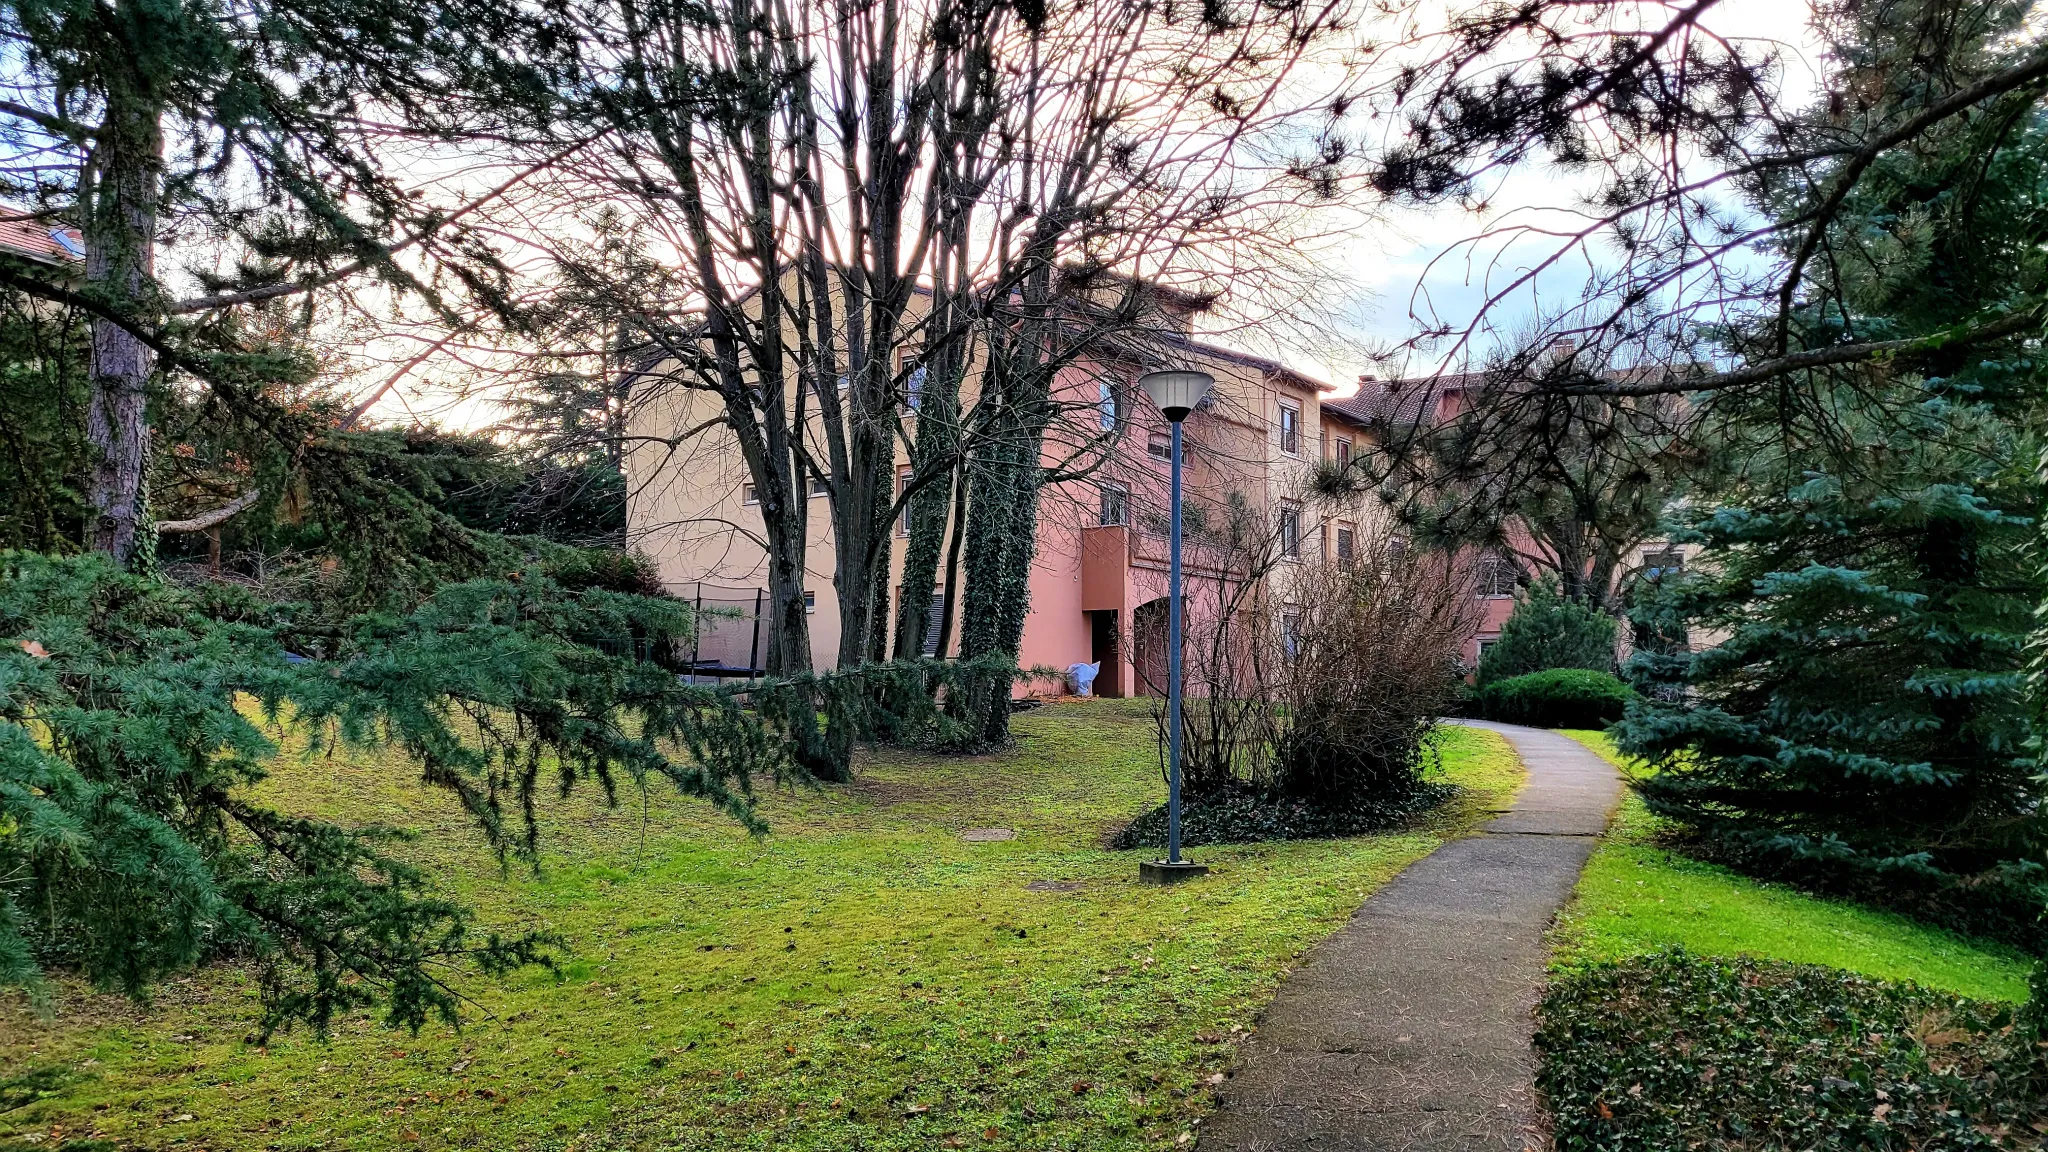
[1138,369,1214,424]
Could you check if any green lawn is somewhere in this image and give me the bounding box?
[1550,729,2032,1002]
[1,702,1521,1152]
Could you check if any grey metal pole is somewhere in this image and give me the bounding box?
[1167,418,1185,865]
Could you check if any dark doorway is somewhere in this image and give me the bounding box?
[1089,609,1122,697]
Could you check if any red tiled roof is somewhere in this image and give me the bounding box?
[1321,373,1486,427]
[0,217,83,263]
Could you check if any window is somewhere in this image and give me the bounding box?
[1642,548,1685,580]
[1335,524,1355,566]
[1279,503,1302,558]
[1148,432,1174,461]
[742,484,759,506]
[804,590,817,614]
[1279,402,1301,456]
[1476,638,1497,663]
[1388,534,1409,562]
[1099,483,1128,527]
[1281,611,1303,659]
[1334,436,1352,469]
[809,472,829,497]
[897,467,914,536]
[905,364,927,411]
[1476,552,1517,598]
[921,590,948,656]
[1099,379,1119,431]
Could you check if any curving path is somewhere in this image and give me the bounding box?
[1198,721,1622,1151]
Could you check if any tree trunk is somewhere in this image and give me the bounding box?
[83,85,164,566]
[892,316,965,659]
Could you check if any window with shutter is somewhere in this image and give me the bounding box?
[922,592,947,656]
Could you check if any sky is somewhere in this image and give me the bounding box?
[1284,0,1830,396]
[353,0,1832,423]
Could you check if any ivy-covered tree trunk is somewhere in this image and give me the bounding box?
[82,73,164,567]
[957,347,1053,743]
[892,290,967,660]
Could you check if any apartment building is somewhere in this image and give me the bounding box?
[621,284,1381,693]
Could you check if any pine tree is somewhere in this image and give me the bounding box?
[1476,577,1617,686]
[1614,4,2048,948]
[0,552,1005,1031]
[1620,465,2044,943]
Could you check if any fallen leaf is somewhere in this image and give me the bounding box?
[983,1127,1001,1140]
[449,1060,470,1074]
[171,1114,195,1123]
[18,639,48,658]
[1595,1101,1613,1120]
[1071,1080,1092,1095]
[1874,1103,1893,1122]
[906,1103,930,1115]
[400,1129,420,1142]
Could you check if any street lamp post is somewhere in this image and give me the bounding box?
[1136,369,1214,886]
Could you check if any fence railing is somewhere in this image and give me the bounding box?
[675,582,768,681]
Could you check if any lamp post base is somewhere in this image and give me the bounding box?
[1139,860,1210,885]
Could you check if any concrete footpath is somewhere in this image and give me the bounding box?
[1197,721,1622,1151]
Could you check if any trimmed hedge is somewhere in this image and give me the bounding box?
[1537,949,2048,1151]
[1470,668,1632,729]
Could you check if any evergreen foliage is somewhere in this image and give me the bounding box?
[1614,22,2048,949]
[0,552,1011,1032]
[1476,578,1617,686]
[1618,471,2045,946]
[0,290,88,553]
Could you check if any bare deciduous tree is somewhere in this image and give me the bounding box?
[503,0,1359,716]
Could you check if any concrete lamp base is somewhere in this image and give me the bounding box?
[1139,860,1210,885]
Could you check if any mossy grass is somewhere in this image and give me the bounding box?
[1551,730,2031,1002]
[0,703,1520,1151]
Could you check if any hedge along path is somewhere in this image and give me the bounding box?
[1199,720,1621,1151]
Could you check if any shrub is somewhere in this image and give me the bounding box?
[1538,949,2047,1152]
[1122,531,1478,844]
[1272,551,1480,807]
[1477,577,1616,686]
[1472,667,1631,728]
